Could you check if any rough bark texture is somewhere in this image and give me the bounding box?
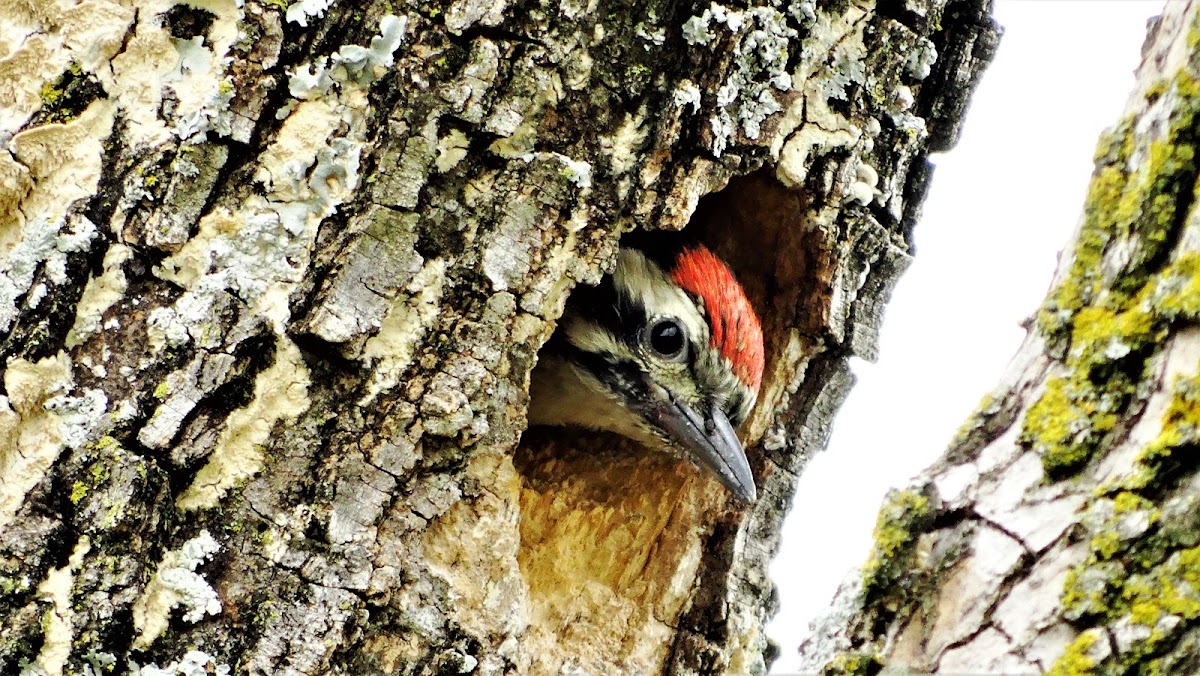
[0,0,994,674]
[799,2,1200,673]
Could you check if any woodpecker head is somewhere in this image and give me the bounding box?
[528,242,765,502]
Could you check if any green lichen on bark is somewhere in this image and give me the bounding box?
[1048,630,1101,676]
[1043,53,1200,669]
[808,6,1200,673]
[859,488,934,602]
[1039,73,1200,337]
[1119,353,1200,493]
[1057,360,1200,649]
[945,389,1018,464]
[33,62,103,126]
[1021,375,1121,476]
[1022,70,1200,478]
[822,649,883,676]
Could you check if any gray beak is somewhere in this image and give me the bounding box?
[647,398,758,503]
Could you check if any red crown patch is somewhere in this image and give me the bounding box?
[670,246,764,393]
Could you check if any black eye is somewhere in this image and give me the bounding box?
[647,319,687,360]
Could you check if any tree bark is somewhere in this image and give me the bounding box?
[799,1,1200,673]
[0,0,994,674]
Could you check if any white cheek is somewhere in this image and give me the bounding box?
[563,317,627,359]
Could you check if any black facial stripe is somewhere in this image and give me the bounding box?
[566,276,648,348]
[562,342,649,404]
[614,289,649,346]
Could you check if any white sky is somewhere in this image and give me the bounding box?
[767,1,1163,672]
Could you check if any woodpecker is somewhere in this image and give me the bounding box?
[528,240,765,502]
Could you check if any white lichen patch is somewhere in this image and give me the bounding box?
[554,154,593,189]
[821,44,867,101]
[789,0,818,27]
[31,536,92,676]
[105,0,242,146]
[107,25,183,146]
[168,35,235,142]
[256,101,343,191]
[907,37,939,80]
[682,3,744,46]
[15,0,251,145]
[146,269,239,351]
[635,11,666,48]
[769,2,881,185]
[46,386,108,451]
[0,213,98,333]
[234,101,355,323]
[287,0,336,27]
[673,80,702,113]
[444,0,508,34]
[0,354,108,530]
[155,197,333,333]
[66,243,132,347]
[132,531,223,650]
[79,650,118,676]
[26,283,47,307]
[175,338,311,511]
[1,95,113,344]
[154,16,407,332]
[435,129,471,173]
[682,2,796,155]
[360,259,448,403]
[286,14,408,104]
[774,5,874,188]
[341,14,409,73]
[892,110,929,139]
[129,650,231,676]
[2,0,242,316]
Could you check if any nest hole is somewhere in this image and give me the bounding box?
[512,170,828,669]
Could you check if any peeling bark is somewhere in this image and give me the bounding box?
[800,2,1200,673]
[0,0,994,673]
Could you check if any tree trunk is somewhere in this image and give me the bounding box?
[0,0,994,673]
[799,1,1200,673]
